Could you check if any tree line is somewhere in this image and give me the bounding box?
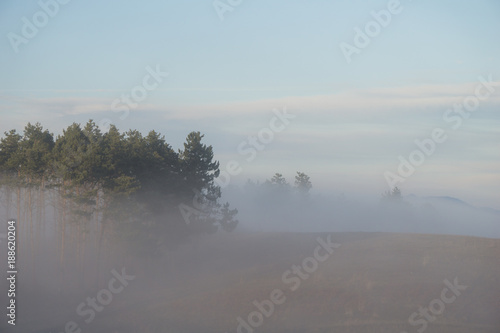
[0,120,238,288]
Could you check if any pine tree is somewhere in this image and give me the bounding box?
[294,171,312,197]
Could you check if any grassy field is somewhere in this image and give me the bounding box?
[19,232,500,333]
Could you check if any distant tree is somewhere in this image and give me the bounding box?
[53,123,83,179]
[18,123,55,184]
[179,131,220,193]
[270,173,287,186]
[264,173,290,193]
[177,131,237,239]
[0,129,23,218]
[382,187,402,202]
[294,171,312,197]
[0,129,22,177]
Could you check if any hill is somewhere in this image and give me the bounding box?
[28,231,498,333]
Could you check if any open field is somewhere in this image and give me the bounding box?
[3,2,499,333]
[16,231,500,333]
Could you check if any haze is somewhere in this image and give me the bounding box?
[0,1,499,333]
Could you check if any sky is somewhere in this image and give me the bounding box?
[0,0,499,209]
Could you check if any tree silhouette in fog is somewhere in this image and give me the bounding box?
[295,171,312,197]
[0,121,238,266]
[382,186,402,202]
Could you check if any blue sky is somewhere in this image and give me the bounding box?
[0,0,499,208]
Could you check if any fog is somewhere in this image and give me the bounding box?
[1,182,499,333]
[1,1,499,332]
[222,185,500,238]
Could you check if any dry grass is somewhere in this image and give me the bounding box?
[28,232,500,333]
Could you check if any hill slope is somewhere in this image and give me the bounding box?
[80,232,500,333]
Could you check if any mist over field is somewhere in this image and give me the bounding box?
[1,0,500,332]
[0,123,498,333]
[221,184,500,238]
